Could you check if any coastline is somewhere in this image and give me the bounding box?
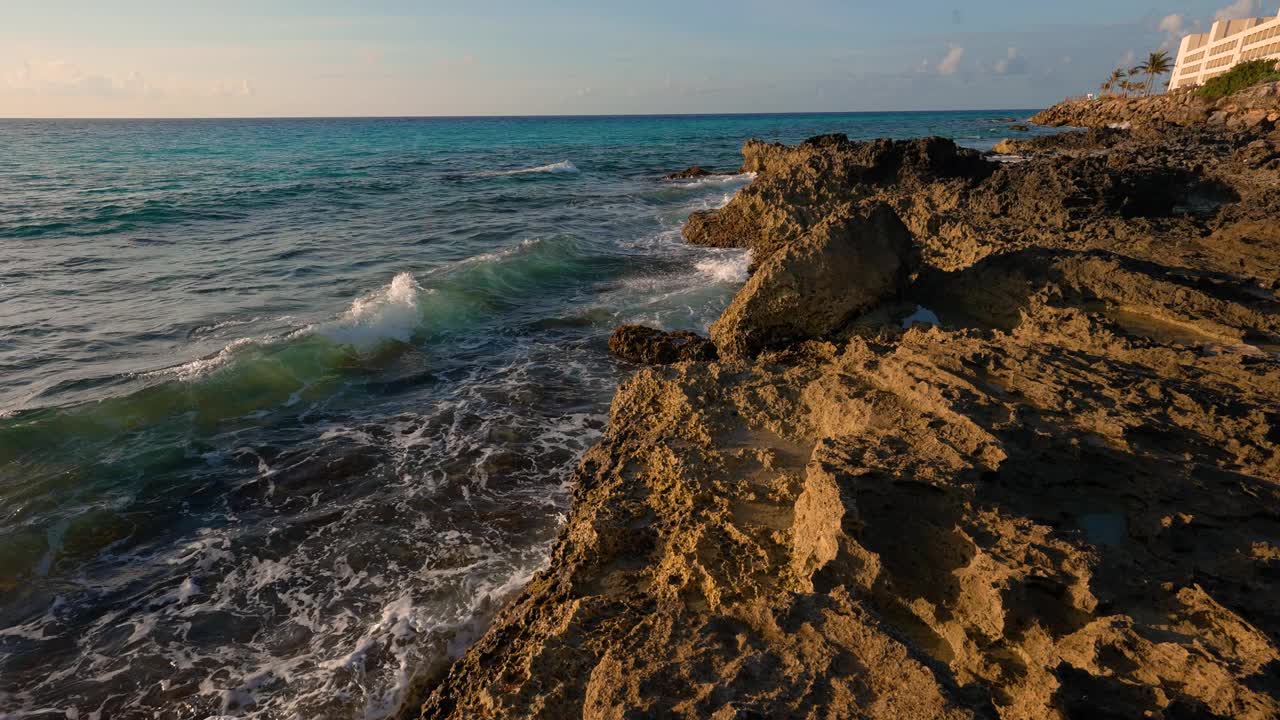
[1029,82,1280,130]
[0,110,1071,719]
[404,92,1280,718]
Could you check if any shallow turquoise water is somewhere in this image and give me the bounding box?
[0,111,1041,718]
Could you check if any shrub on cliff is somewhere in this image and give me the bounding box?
[1196,60,1280,101]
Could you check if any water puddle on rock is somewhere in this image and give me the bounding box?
[849,303,972,332]
[1102,306,1279,360]
[1077,512,1128,547]
[1103,307,1229,346]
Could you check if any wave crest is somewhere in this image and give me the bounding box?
[142,337,260,381]
[486,160,579,176]
[319,272,425,350]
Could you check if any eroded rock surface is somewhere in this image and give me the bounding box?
[608,325,717,364]
[1031,82,1280,131]
[414,113,1280,719]
[683,135,992,265]
[710,203,913,360]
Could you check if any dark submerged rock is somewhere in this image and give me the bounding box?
[664,165,717,180]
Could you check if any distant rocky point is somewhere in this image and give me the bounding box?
[1032,81,1280,131]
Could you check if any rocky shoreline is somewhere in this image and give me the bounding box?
[406,100,1280,718]
[1031,82,1280,132]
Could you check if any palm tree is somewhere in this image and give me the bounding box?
[1128,67,1145,96]
[1138,50,1174,95]
[1105,68,1127,97]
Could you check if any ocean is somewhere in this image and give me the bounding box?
[0,110,1042,719]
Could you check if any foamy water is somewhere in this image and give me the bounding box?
[481,160,580,176]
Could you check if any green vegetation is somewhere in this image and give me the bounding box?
[1139,51,1173,95]
[1099,51,1174,97]
[1196,59,1280,101]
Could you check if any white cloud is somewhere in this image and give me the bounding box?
[1157,14,1186,49]
[1,59,157,98]
[937,46,965,76]
[1158,14,1184,35]
[1216,0,1260,21]
[2,58,255,103]
[994,47,1027,75]
[211,78,255,98]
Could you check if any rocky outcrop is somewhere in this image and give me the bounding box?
[683,136,991,264]
[1031,82,1280,131]
[413,107,1280,719]
[608,325,717,364]
[710,203,913,360]
[664,165,718,179]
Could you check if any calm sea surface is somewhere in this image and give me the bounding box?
[0,111,1042,718]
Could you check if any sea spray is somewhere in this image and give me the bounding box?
[695,251,751,284]
[319,272,425,350]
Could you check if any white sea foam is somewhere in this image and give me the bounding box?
[138,274,428,384]
[460,237,544,266]
[486,160,579,176]
[142,336,259,381]
[318,272,424,350]
[695,251,751,283]
[669,171,755,187]
[189,316,265,337]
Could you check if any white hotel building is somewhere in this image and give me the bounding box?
[1171,7,1280,90]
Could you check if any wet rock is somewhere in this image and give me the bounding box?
[608,324,716,364]
[664,165,716,179]
[710,203,913,360]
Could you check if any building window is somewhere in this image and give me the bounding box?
[1210,40,1239,56]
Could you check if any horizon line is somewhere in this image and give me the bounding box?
[0,106,1045,122]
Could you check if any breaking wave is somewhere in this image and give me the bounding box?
[317,272,425,350]
[695,251,751,284]
[667,171,755,187]
[484,160,579,176]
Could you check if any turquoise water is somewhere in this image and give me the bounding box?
[0,111,1041,718]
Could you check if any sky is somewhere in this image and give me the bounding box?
[1,0,1276,118]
